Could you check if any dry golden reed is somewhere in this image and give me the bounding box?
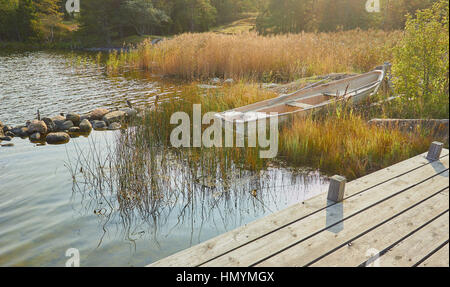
[110,30,401,81]
[278,112,432,180]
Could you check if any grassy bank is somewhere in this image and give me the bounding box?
[118,82,437,180]
[107,30,400,82]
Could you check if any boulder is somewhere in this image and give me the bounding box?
[11,126,29,137]
[5,131,14,137]
[103,111,126,125]
[42,117,57,133]
[30,132,41,142]
[123,108,138,119]
[28,120,48,134]
[66,113,81,126]
[0,136,12,141]
[1,143,14,147]
[52,115,66,122]
[46,132,70,144]
[79,119,93,133]
[90,108,110,120]
[55,120,74,131]
[68,127,81,133]
[92,120,107,130]
[2,125,12,133]
[108,122,121,130]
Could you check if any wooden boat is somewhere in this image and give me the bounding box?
[215,64,388,128]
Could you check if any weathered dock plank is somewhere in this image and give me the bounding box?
[310,190,449,267]
[149,148,449,267]
[204,162,449,267]
[379,213,449,267]
[256,185,449,267]
[418,243,449,267]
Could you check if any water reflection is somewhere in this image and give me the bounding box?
[68,130,328,251]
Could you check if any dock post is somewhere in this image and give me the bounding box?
[327,175,346,203]
[426,141,444,161]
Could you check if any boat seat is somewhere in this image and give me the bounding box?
[286,102,314,109]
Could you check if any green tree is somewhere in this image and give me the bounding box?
[391,0,449,118]
[15,0,40,41]
[121,0,170,35]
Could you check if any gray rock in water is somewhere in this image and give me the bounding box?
[46,132,70,144]
[2,125,12,133]
[11,127,29,137]
[66,113,81,126]
[92,120,107,130]
[108,122,121,130]
[0,136,12,141]
[79,119,93,133]
[90,108,110,121]
[42,117,57,133]
[68,127,81,133]
[52,116,67,131]
[103,111,126,125]
[1,143,14,147]
[52,115,66,122]
[60,120,74,131]
[28,120,48,135]
[30,132,41,142]
[123,108,138,119]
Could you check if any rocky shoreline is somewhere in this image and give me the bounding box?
[0,107,138,147]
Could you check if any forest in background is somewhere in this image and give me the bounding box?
[0,0,441,45]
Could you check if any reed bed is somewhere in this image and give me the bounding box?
[107,30,400,81]
[278,107,435,179]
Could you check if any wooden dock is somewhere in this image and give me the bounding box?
[149,144,449,267]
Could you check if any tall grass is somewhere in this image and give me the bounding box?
[278,107,435,179]
[107,30,400,81]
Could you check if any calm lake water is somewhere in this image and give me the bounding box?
[0,51,329,266]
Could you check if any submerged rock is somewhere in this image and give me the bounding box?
[108,122,121,130]
[92,120,107,130]
[66,113,81,126]
[90,108,110,121]
[28,120,48,135]
[1,143,14,147]
[11,127,29,137]
[103,111,126,124]
[0,136,12,141]
[30,132,41,142]
[79,119,93,133]
[46,132,70,144]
